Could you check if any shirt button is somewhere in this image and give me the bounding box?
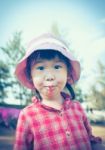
[66,131,70,136]
[59,111,63,116]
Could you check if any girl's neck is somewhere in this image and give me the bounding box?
[41,94,64,110]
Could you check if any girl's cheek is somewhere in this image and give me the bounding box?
[31,69,40,78]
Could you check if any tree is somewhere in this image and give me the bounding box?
[0,61,11,103]
[89,61,105,109]
[0,32,32,105]
[1,31,25,66]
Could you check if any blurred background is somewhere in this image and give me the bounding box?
[0,0,105,149]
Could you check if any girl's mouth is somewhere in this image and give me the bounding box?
[45,85,55,89]
[45,86,56,93]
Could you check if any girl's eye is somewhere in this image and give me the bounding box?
[36,66,44,70]
[54,65,62,69]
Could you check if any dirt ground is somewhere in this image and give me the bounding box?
[92,125,105,144]
[0,125,105,150]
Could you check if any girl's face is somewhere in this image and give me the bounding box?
[31,57,68,100]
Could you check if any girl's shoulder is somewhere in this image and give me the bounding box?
[63,92,83,110]
[73,99,84,108]
[65,98,84,111]
[72,100,82,106]
[20,99,40,116]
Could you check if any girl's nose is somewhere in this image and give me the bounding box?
[45,73,55,81]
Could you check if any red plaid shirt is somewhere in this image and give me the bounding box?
[14,93,101,150]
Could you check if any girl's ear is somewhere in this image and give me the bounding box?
[67,76,71,83]
[67,74,73,84]
[67,76,70,81]
[67,75,70,83]
[28,78,33,84]
[67,71,71,81]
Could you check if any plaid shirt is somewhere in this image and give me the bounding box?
[14,93,101,150]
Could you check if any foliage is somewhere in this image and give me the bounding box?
[73,85,85,102]
[89,61,105,109]
[87,110,105,125]
[0,61,11,102]
[0,107,21,129]
[1,31,25,66]
[0,32,33,105]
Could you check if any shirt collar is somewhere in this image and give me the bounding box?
[32,92,72,112]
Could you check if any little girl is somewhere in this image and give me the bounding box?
[14,33,103,150]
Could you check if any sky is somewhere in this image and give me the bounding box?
[0,0,105,104]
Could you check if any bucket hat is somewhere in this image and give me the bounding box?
[15,33,80,89]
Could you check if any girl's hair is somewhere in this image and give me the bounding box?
[25,49,75,100]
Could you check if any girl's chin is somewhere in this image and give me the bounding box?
[44,87,56,95]
[45,92,55,98]
[41,88,61,99]
[42,91,57,99]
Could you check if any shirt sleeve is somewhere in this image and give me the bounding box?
[13,109,33,150]
[77,102,102,144]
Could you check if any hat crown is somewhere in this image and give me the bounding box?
[26,33,69,54]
